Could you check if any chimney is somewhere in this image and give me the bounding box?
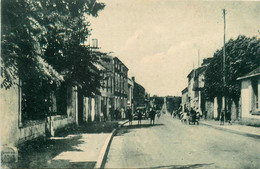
[132,76,135,82]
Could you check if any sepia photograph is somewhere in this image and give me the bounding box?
[1,0,260,168]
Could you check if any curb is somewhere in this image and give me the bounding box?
[200,122,260,139]
[94,120,129,169]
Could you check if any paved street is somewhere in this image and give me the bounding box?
[105,114,260,169]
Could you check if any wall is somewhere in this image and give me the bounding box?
[1,85,20,147]
[17,122,46,144]
[1,85,78,147]
[241,79,260,120]
[205,100,214,119]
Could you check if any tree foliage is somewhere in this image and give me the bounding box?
[1,0,105,93]
[204,35,260,101]
[1,0,105,120]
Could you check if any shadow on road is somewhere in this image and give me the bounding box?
[116,123,164,136]
[148,163,214,169]
[6,135,93,168]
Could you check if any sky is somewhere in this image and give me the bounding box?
[88,0,260,96]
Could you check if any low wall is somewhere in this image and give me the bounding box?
[52,115,73,131]
[17,116,75,145]
[18,121,46,145]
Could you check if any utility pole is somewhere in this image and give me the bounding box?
[223,9,227,122]
[198,49,200,68]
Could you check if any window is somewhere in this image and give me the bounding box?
[250,78,260,115]
[251,78,259,112]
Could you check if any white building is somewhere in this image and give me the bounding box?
[237,66,260,120]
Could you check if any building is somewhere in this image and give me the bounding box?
[133,77,146,109]
[187,69,197,110]
[186,58,212,118]
[127,77,134,112]
[237,66,260,121]
[113,57,128,111]
[181,87,188,112]
[1,82,78,162]
[100,55,115,121]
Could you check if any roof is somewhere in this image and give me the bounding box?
[237,66,260,80]
[114,57,129,70]
[181,87,188,94]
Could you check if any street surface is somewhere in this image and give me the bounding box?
[105,114,260,169]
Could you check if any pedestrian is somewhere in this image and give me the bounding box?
[204,110,207,119]
[115,108,119,120]
[150,108,156,125]
[157,110,161,119]
[121,108,125,119]
[196,108,200,121]
[137,110,142,125]
[220,110,224,125]
[180,111,186,124]
[104,110,108,122]
[127,107,133,125]
[226,110,232,125]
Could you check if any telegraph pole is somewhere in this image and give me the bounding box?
[198,49,200,68]
[223,9,227,122]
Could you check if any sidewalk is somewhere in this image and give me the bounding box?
[200,120,260,139]
[2,120,128,169]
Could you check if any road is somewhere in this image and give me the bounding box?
[105,113,260,169]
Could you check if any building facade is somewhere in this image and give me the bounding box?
[1,82,78,162]
[181,87,188,112]
[127,77,134,111]
[113,57,129,111]
[238,66,260,121]
[100,55,115,120]
[133,77,146,110]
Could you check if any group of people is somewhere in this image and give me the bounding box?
[176,106,232,125]
[112,108,126,120]
[126,107,158,126]
[178,107,202,124]
[220,109,232,125]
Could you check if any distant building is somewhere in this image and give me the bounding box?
[237,66,260,120]
[132,77,146,109]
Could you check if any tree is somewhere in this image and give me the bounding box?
[204,35,260,102]
[1,0,106,120]
[1,0,105,89]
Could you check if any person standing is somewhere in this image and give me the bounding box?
[220,110,225,125]
[226,110,232,125]
[150,108,156,125]
[121,108,125,119]
[115,108,119,120]
[137,110,142,125]
[127,107,133,125]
